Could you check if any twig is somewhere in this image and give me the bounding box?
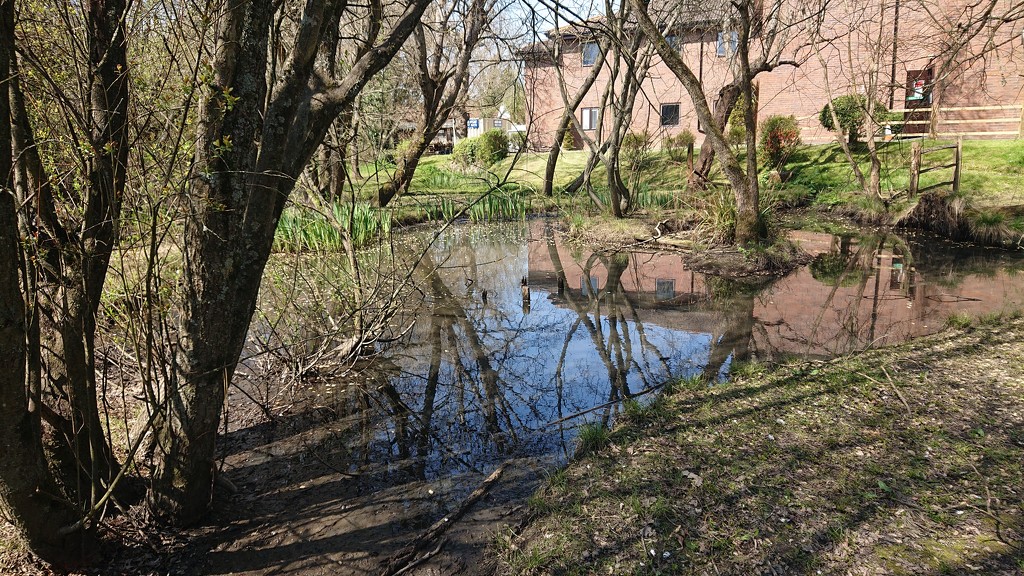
[881,366,912,415]
[545,382,666,427]
[856,369,911,415]
[379,463,507,576]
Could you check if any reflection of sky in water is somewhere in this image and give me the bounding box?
[381,225,711,479]
[309,221,1024,485]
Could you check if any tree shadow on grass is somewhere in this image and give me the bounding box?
[508,321,1024,575]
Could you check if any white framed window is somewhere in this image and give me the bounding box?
[582,42,599,66]
[581,107,599,130]
[716,31,738,57]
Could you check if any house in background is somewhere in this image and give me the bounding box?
[521,1,1024,151]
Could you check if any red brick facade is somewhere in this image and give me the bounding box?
[523,0,1024,149]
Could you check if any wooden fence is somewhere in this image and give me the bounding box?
[889,104,1023,139]
[908,138,962,197]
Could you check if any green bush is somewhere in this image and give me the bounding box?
[452,136,480,167]
[758,114,801,168]
[509,131,527,151]
[562,130,577,149]
[477,129,509,166]
[394,137,415,159]
[727,95,750,146]
[663,130,696,162]
[819,94,889,145]
[621,130,652,172]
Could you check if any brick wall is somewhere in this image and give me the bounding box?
[523,0,1024,149]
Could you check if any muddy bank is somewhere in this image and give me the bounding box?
[496,315,1024,575]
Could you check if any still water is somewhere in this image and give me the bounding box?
[221,219,1024,572]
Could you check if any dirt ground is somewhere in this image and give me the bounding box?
[0,379,546,576]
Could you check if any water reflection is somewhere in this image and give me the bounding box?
[251,220,1024,487]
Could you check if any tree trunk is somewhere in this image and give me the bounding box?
[6,0,129,506]
[378,2,486,208]
[149,0,431,526]
[690,83,740,189]
[0,1,89,562]
[544,43,608,196]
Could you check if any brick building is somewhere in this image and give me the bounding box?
[521,0,1024,149]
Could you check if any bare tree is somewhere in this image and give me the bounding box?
[149,0,432,526]
[377,0,494,207]
[629,0,811,244]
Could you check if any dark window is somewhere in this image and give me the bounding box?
[660,103,680,126]
[666,35,679,51]
[582,42,599,66]
[655,279,676,301]
[716,31,738,57]
[582,107,599,130]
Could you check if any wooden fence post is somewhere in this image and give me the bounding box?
[909,140,922,197]
[952,137,962,196]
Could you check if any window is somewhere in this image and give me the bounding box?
[716,31,738,57]
[660,103,680,126]
[666,35,679,51]
[582,42,599,66]
[655,279,676,301]
[493,119,503,127]
[581,107,599,130]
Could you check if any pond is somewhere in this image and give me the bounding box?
[208,219,1024,575]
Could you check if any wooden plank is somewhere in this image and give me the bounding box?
[917,179,954,192]
[919,163,957,174]
[935,131,1020,137]
[922,145,958,153]
[952,138,962,196]
[897,117,1020,125]
[890,104,1023,113]
[909,141,922,197]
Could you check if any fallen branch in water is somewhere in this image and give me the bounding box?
[379,463,507,576]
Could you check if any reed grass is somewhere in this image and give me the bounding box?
[274,202,391,252]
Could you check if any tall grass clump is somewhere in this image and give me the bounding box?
[274,202,391,252]
[467,186,529,222]
[574,422,610,458]
[633,184,674,210]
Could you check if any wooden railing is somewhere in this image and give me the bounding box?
[908,138,961,197]
[889,104,1023,138]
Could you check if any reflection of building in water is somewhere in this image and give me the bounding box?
[527,225,1024,360]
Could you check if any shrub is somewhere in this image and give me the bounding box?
[394,137,415,160]
[727,94,750,146]
[562,130,576,149]
[758,114,801,168]
[621,130,652,172]
[663,130,696,162]
[819,94,889,145]
[451,136,479,167]
[477,129,509,166]
[509,131,527,152]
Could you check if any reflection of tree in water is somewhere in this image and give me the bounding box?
[544,224,672,428]
[701,276,773,381]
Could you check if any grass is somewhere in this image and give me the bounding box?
[496,316,1024,575]
[326,140,1024,248]
[275,202,392,252]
